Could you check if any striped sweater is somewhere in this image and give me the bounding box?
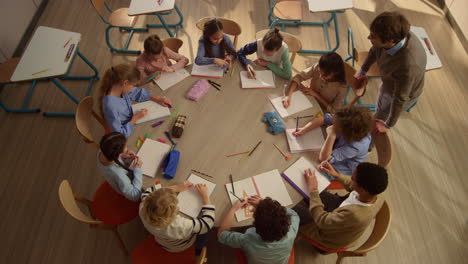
[139,185,216,252]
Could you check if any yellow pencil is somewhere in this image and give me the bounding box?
[32,68,50,75]
[230,64,236,77]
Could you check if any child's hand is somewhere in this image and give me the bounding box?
[232,199,248,211]
[214,58,229,67]
[282,96,291,108]
[254,58,268,67]
[162,66,174,73]
[178,181,193,192]
[375,119,389,133]
[300,87,318,97]
[293,128,306,137]
[121,151,136,160]
[196,184,210,203]
[156,97,172,108]
[132,109,148,123]
[247,65,256,79]
[304,169,318,192]
[352,71,367,90]
[133,157,143,168]
[247,195,262,208]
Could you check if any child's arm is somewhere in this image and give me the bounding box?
[224,35,236,61]
[293,115,325,137]
[103,106,135,138]
[330,84,347,111]
[140,183,163,201]
[117,168,143,202]
[191,184,215,235]
[319,125,337,162]
[237,41,258,67]
[165,47,189,71]
[267,48,292,79]
[217,200,248,239]
[128,87,151,102]
[195,39,215,65]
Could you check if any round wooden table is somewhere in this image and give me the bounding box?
[129,63,323,227]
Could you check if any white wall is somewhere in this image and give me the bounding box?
[448,0,468,40]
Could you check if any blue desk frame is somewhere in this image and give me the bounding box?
[146,4,184,38]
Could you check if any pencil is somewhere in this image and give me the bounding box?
[230,174,235,194]
[248,141,262,157]
[230,64,236,77]
[225,151,249,157]
[230,191,243,202]
[295,117,299,131]
[191,169,214,178]
[147,72,161,82]
[32,68,50,75]
[63,38,72,48]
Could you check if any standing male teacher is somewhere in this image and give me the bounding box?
[354,11,427,133]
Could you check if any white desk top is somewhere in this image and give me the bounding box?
[128,0,175,16]
[11,26,81,82]
[308,0,353,12]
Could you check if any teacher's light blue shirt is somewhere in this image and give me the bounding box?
[324,113,371,175]
[102,87,151,138]
[219,208,299,264]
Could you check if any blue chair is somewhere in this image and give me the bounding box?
[268,0,343,54]
[90,0,148,54]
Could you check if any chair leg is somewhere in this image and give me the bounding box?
[111,226,129,256]
[406,100,418,112]
[105,25,141,55]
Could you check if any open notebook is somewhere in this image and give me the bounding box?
[225,169,293,222]
[410,26,442,71]
[240,70,275,89]
[270,91,314,118]
[153,69,190,91]
[135,139,171,177]
[281,157,330,201]
[286,127,324,153]
[191,63,224,78]
[131,101,171,125]
[178,174,217,218]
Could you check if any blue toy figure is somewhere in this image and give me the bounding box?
[262,110,285,134]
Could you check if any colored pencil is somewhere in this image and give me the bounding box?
[63,38,72,48]
[225,151,249,157]
[295,117,299,131]
[146,72,161,82]
[230,64,236,77]
[32,68,50,75]
[298,115,314,119]
[248,141,262,157]
[230,191,243,202]
[191,169,214,178]
[273,143,291,161]
[164,131,176,145]
[423,38,434,55]
[152,120,165,128]
[230,174,235,194]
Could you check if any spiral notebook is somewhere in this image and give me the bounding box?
[285,127,324,153]
[225,169,292,222]
[281,157,330,201]
[131,101,171,124]
[153,69,190,91]
[178,174,217,218]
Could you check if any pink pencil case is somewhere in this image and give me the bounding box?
[186,79,210,101]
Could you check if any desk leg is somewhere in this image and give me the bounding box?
[59,49,99,97]
[0,80,41,114]
[146,4,184,37]
[42,78,79,117]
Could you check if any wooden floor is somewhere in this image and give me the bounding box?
[1,0,467,263]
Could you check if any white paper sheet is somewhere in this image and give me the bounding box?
[240,70,275,89]
[131,101,171,124]
[410,26,442,70]
[191,63,224,78]
[178,174,217,218]
[153,69,190,91]
[135,139,171,177]
[286,127,324,153]
[270,91,313,118]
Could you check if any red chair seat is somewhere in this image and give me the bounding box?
[132,236,196,264]
[326,180,345,190]
[302,236,347,253]
[92,181,140,226]
[235,247,295,264]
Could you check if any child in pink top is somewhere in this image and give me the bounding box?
[136,34,189,86]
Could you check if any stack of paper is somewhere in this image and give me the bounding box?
[153,69,190,91]
[285,127,324,153]
[191,63,224,78]
[135,139,171,177]
[225,169,293,222]
[410,26,442,70]
[131,101,171,124]
[178,174,217,218]
[269,91,313,118]
[281,157,330,200]
[240,70,275,89]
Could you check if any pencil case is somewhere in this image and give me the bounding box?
[186,79,209,101]
[172,115,186,138]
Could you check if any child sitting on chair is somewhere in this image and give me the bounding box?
[283,52,347,113]
[294,106,373,177]
[237,28,292,80]
[136,34,188,86]
[139,182,215,255]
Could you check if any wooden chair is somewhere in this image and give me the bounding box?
[298,201,391,264]
[345,28,381,77]
[372,132,392,168]
[343,61,369,107]
[0,57,41,114]
[90,0,148,54]
[255,29,302,64]
[162,38,184,53]
[131,235,208,264]
[336,201,392,263]
[58,180,133,256]
[75,96,107,149]
[195,17,242,49]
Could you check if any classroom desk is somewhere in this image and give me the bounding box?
[9,26,99,117]
[128,62,323,227]
[128,0,183,37]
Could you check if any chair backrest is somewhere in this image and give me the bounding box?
[58,180,102,225]
[196,17,242,48]
[162,38,183,53]
[75,96,107,149]
[344,62,367,105]
[373,132,392,168]
[354,201,391,254]
[255,29,302,64]
[0,57,21,83]
[90,0,106,15]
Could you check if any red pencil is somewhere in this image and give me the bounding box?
[423,38,434,55]
[64,38,72,48]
